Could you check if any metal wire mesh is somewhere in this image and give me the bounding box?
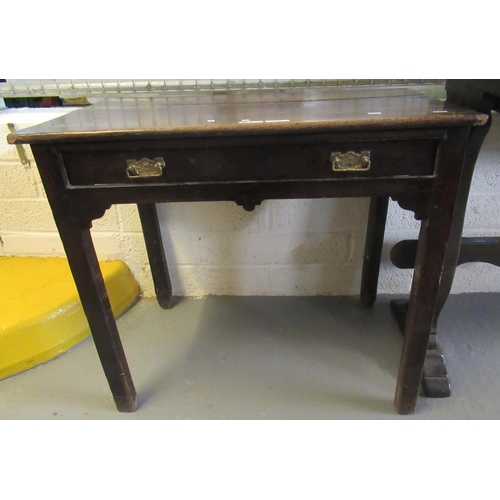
[0,79,446,98]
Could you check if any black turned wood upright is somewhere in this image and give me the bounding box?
[7,88,487,414]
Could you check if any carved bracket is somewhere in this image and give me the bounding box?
[235,196,263,212]
[70,198,112,229]
[391,192,431,221]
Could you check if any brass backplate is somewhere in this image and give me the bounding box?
[126,158,165,178]
[331,151,371,171]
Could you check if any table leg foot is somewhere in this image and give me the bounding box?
[390,299,451,398]
[114,393,138,412]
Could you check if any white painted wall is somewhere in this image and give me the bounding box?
[1,106,499,297]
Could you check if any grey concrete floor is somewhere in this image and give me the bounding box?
[1,293,500,419]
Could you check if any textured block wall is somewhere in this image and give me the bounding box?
[1,106,499,297]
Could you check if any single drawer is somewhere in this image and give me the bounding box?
[61,139,438,187]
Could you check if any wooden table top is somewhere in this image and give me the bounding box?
[8,87,488,144]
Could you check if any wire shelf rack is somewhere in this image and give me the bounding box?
[0,79,446,98]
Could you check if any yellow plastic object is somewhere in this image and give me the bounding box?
[0,257,140,380]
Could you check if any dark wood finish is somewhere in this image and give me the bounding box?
[386,80,500,399]
[390,299,451,398]
[391,237,500,270]
[394,127,470,414]
[30,144,137,412]
[8,88,482,145]
[7,88,486,414]
[360,197,389,308]
[60,138,438,186]
[137,204,173,309]
[457,237,500,266]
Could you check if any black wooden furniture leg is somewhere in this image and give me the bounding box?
[31,144,137,412]
[390,81,498,399]
[394,128,469,415]
[137,203,173,309]
[63,226,138,411]
[360,197,389,308]
[395,219,450,414]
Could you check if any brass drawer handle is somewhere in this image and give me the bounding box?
[330,151,371,171]
[126,157,165,178]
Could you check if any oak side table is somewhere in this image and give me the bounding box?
[7,88,487,414]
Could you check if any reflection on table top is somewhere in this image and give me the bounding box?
[8,87,487,144]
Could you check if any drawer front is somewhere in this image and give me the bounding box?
[61,140,437,187]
